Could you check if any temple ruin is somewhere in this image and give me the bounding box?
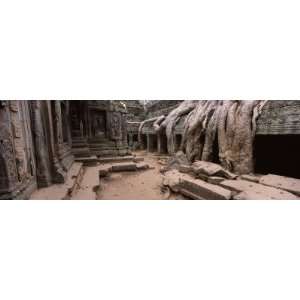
[0,100,299,200]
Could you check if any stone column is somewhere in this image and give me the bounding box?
[0,101,19,196]
[30,101,52,187]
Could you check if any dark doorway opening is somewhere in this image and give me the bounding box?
[141,134,147,150]
[160,134,168,154]
[148,134,158,152]
[212,133,220,164]
[133,134,138,142]
[254,135,300,179]
[175,134,182,152]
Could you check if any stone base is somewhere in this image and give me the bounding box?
[0,179,37,200]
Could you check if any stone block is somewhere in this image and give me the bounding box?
[136,163,149,170]
[133,157,144,163]
[195,173,209,182]
[207,176,225,185]
[180,177,232,200]
[259,174,300,196]
[162,171,181,193]
[240,174,260,183]
[179,164,192,174]
[99,156,134,163]
[111,162,137,172]
[220,180,298,200]
[192,161,237,179]
[99,167,112,178]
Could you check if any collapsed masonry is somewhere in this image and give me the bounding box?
[1,100,300,200]
[138,100,300,178]
[0,100,130,199]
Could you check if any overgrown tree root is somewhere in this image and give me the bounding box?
[158,100,268,175]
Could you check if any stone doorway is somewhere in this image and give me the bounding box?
[90,110,107,139]
[254,134,300,179]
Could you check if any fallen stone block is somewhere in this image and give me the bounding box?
[111,162,137,172]
[234,191,279,200]
[162,170,182,193]
[133,157,144,163]
[180,177,232,200]
[99,167,111,178]
[179,164,192,174]
[207,176,225,185]
[136,163,150,170]
[99,156,134,163]
[259,174,300,197]
[163,170,232,199]
[192,161,237,179]
[240,174,260,183]
[195,173,209,182]
[220,180,298,200]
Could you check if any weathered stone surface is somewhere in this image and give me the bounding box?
[75,156,98,166]
[207,176,225,185]
[259,174,300,196]
[136,163,150,170]
[163,170,232,200]
[111,162,137,172]
[162,171,181,192]
[220,180,298,200]
[98,156,134,163]
[30,162,84,200]
[165,151,190,171]
[233,191,279,200]
[178,164,192,174]
[192,161,237,179]
[195,173,209,182]
[133,157,144,163]
[99,167,112,178]
[240,174,260,183]
[180,177,232,200]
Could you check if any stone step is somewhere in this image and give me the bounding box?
[75,156,98,166]
[111,162,137,172]
[30,162,84,200]
[98,156,134,163]
[220,179,298,200]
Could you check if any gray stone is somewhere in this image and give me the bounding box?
[180,177,232,200]
[259,174,300,197]
[133,157,144,163]
[207,176,225,185]
[111,162,137,172]
[240,174,260,183]
[192,161,237,179]
[163,170,231,200]
[179,164,192,174]
[220,180,298,200]
[136,163,150,170]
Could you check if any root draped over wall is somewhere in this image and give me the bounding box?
[157,100,268,175]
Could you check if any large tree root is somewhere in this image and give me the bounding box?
[158,100,199,154]
[161,100,267,175]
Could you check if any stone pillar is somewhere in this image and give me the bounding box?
[30,101,52,187]
[0,101,19,196]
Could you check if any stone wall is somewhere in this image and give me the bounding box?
[70,100,130,158]
[0,100,74,199]
[145,100,183,118]
[125,100,145,122]
[256,101,300,135]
